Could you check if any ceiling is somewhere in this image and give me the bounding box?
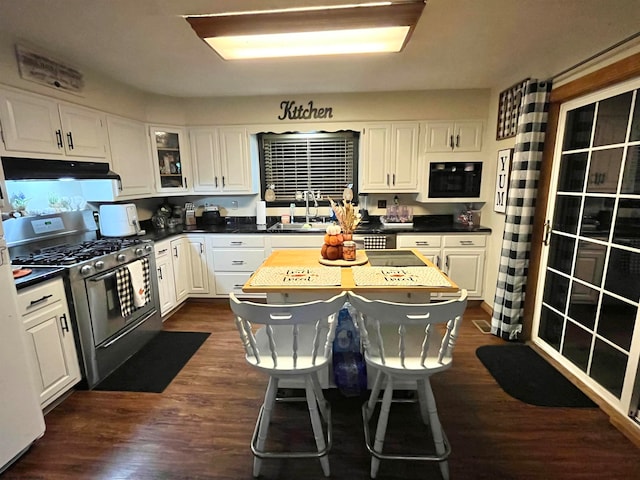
[1,0,639,98]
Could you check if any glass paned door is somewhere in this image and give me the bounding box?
[534,78,640,411]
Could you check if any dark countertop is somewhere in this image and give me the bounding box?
[14,266,67,290]
[140,215,490,242]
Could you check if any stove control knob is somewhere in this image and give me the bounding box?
[80,265,94,276]
[116,254,127,263]
[135,248,144,256]
[94,261,105,271]
[144,244,153,253]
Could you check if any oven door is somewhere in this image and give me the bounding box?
[85,262,156,347]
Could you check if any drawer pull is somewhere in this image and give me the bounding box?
[416,241,430,246]
[233,284,244,289]
[460,240,474,245]
[158,248,168,254]
[230,241,244,246]
[232,260,245,265]
[29,294,53,307]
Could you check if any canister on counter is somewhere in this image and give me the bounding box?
[342,241,356,261]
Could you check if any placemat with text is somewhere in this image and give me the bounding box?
[250,267,342,286]
[351,266,452,287]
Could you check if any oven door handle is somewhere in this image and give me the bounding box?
[98,311,155,349]
[90,271,118,282]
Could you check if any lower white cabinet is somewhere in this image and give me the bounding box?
[397,233,487,299]
[17,277,81,408]
[170,237,190,305]
[185,235,209,295]
[155,240,177,317]
[209,234,266,298]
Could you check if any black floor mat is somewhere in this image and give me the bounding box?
[95,331,210,393]
[476,344,597,407]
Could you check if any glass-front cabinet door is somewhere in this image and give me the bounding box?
[150,126,191,193]
[533,78,640,419]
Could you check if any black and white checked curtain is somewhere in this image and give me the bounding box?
[491,80,552,340]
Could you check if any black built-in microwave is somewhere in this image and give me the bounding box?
[428,161,482,198]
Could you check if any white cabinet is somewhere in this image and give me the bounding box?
[150,126,192,194]
[423,120,483,152]
[17,277,81,408]
[106,115,154,198]
[360,122,420,192]
[397,233,486,299]
[190,126,253,194]
[170,237,190,304]
[186,235,209,295]
[209,235,266,297]
[0,89,106,159]
[155,240,177,317]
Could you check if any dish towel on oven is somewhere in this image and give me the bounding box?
[115,258,150,318]
[363,236,386,250]
[127,258,151,308]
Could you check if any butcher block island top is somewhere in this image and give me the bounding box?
[242,249,459,296]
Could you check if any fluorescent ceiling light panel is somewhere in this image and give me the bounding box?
[185,1,425,60]
[206,26,411,59]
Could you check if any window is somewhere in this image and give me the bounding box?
[259,131,358,204]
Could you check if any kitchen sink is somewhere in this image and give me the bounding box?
[267,222,330,232]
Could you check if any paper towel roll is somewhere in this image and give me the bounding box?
[256,201,267,225]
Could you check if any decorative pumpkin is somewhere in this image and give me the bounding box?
[325,245,342,260]
[321,243,328,258]
[325,224,342,235]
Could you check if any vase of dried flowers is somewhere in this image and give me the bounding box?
[329,197,361,236]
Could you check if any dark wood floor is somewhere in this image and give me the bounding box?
[5,300,640,480]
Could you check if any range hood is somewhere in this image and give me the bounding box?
[2,157,121,181]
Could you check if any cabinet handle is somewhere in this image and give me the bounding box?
[455,134,460,148]
[416,241,430,246]
[230,241,244,246]
[233,284,244,289]
[55,129,63,148]
[173,246,178,257]
[222,176,226,188]
[0,184,4,201]
[158,266,163,280]
[200,243,204,254]
[460,240,474,245]
[60,313,69,333]
[184,177,188,189]
[445,255,450,270]
[435,255,441,269]
[67,132,74,149]
[158,248,168,254]
[29,294,53,307]
[386,173,390,186]
[232,260,244,265]
[392,173,396,186]
[117,178,123,191]
[449,135,455,150]
[543,220,552,246]
[215,176,218,188]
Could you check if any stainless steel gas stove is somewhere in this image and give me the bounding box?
[6,211,162,389]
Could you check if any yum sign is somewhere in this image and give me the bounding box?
[494,148,513,213]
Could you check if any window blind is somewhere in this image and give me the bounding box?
[260,132,358,202]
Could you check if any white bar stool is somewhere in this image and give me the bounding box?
[348,290,468,479]
[229,291,347,477]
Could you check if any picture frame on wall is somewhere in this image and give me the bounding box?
[494,148,513,213]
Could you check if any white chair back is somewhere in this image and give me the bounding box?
[347,290,467,373]
[229,292,347,373]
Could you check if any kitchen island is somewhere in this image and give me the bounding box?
[242,248,459,303]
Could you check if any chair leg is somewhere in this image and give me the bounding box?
[421,378,449,480]
[253,376,279,477]
[305,375,331,477]
[365,369,384,421]
[417,379,430,426]
[371,375,394,479]
[310,371,329,422]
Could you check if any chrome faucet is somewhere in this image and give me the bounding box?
[303,190,318,224]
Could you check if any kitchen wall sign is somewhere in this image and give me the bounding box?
[278,100,334,120]
[15,44,84,94]
[494,148,513,213]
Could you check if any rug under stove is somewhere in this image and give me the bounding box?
[95,331,210,393]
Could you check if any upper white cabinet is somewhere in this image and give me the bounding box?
[106,115,154,198]
[150,125,192,194]
[190,126,253,194]
[423,120,483,152]
[0,89,107,159]
[360,122,419,192]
